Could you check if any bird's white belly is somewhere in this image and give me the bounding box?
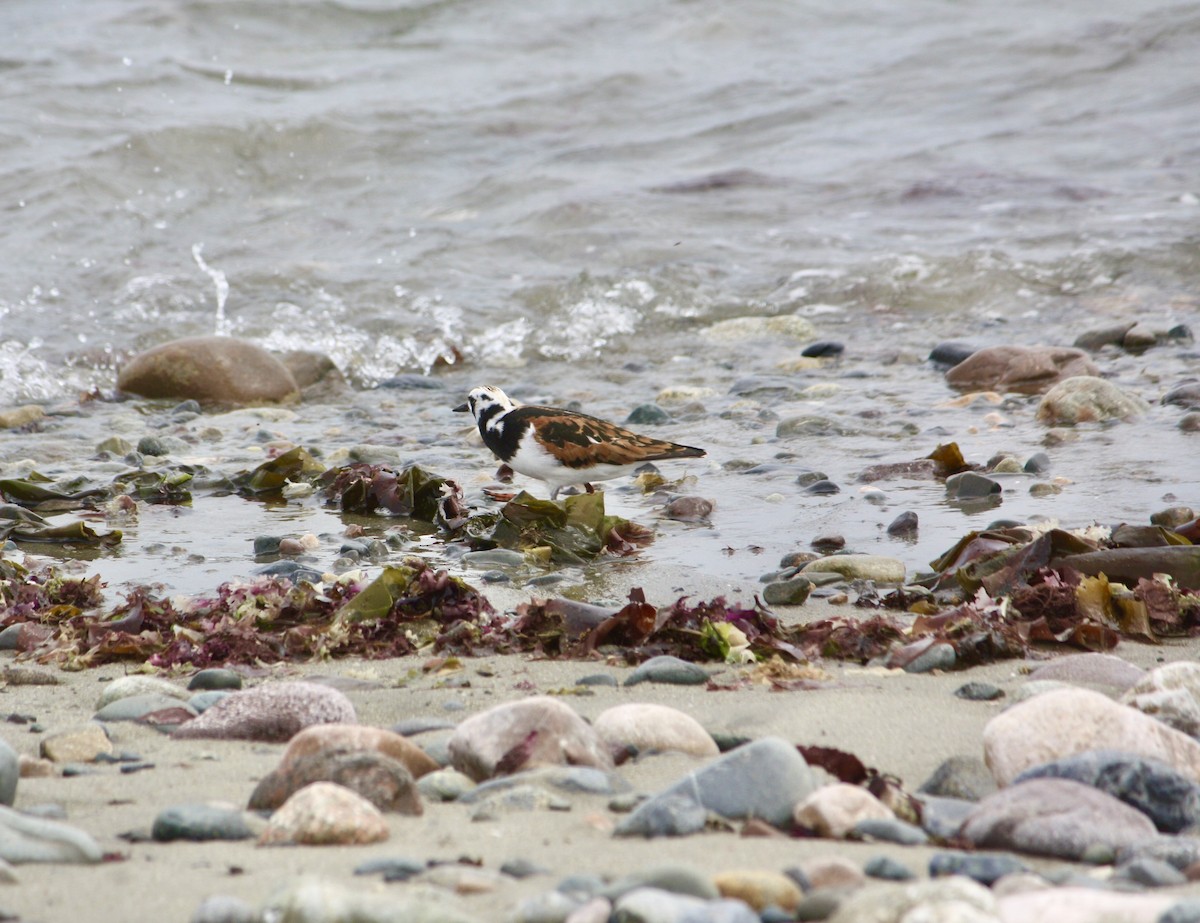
[508,436,636,491]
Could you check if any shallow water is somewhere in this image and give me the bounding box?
[1,0,1198,603]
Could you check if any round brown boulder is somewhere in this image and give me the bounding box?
[117,336,299,405]
[944,345,1099,395]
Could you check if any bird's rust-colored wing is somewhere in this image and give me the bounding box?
[511,406,705,471]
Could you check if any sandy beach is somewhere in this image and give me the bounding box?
[2,572,1194,923]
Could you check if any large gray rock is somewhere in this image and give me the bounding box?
[616,737,819,835]
[117,336,299,405]
[961,778,1157,860]
[1015,749,1200,833]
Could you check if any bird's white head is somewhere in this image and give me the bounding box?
[454,385,517,426]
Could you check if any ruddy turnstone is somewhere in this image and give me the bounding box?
[454,385,706,501]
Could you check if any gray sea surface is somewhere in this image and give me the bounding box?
[0,0,1198,599]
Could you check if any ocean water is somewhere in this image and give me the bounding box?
[1,0,1198,598]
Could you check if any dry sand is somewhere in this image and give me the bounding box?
[0,576,1191,922]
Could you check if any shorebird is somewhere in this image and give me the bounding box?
[454,385,706,500]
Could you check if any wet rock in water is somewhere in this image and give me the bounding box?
[0,405,44,429]
[260,876,479,923]
[700,315,816,343]
[619,737,819,836]
[984,687,1200,786]
[447,696,613,782]
[249,750,422,815]
[886,511,918,536]
[136,435,171,457]
[624,656,711,686]
[997,887,1173,923]
[802,478,840,494]
[1152,505,1196,528]
[927,852,1029,885]
[713,870,803,912]
[800,554,905,583]
[793,783,895,839]
[802,340,845,359]
[928,341,979,368]
[944,344,1099,395]
[763,575,813,606]
[0,740,16,806]
[187,669,243,692]
[151,803,258,842]
[961,777,1157,859]
[96,675,190,710]
[1036,375,1150,425]
[279,349,345,397]
[0,806,102,864]
[1014,749,1200,833]
[117,336,300,405]
[1074,321,1137,351]
[593,703,718,758]
[827,876,996,923]
[190,894,258,923]
[625,403,672,425]
[259,782,389,846]
[1023,451,1051,473]
[1026,651,1145,694]
[38,724,113,763]
[945,471,1002,500]
[954,682,1004,702]
[661,496,714,522]
[1163,383,1200,409]
[921,758,998,796]
[171,681,356,743]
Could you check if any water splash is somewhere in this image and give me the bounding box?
[191,243,230,336]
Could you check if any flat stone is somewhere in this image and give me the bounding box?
[95,676,190,710]
[592,704,719,757]
[259,877,479,923]
[187,669,244,692]
[713,870,803,912]
[38,724,113,763]
[961,778,1157,860]
[1028,654,1149,693]
[800,554,905,583]
[1014,748,1200,833]
[624,656,711,687]
[763,576,813,606]
[152,803,257,842]
[94,694,198,724]
[172,681,356,742]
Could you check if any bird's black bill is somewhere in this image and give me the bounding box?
[453,402,469,413]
